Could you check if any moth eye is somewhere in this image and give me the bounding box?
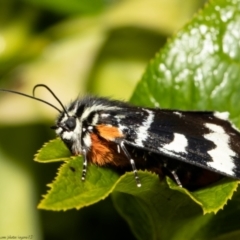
[65,117,76,131]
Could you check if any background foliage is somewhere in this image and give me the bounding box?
[2,0,240,240]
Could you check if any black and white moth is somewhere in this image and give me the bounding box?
[1,84,240,189]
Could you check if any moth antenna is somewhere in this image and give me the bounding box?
[33,84,69,115]
[0,87,62,114]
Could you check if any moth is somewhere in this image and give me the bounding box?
[1,84,240,189]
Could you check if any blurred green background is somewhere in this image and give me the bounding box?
[0,1,207,239]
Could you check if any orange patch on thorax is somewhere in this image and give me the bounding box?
[88,132,129,167]
[96,124,124,141]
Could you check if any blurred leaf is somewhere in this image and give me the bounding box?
[0,150,41,238]
[22,0,112,15]
[0,0,203,123]
[0,10,46,76]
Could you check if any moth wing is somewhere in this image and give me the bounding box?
[123,110,240,179]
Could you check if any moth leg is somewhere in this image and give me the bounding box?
[119,141,141,187]
[170,170,182,187]
[162,158,183,187]
[81,148,88,181]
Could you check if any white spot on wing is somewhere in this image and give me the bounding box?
[173,112,183,117]
[206,123,224,133]
[163,133,188,153]
[214,112,229,120]
[214,112,240,133]
[204,123,236,176]
[135,110,154,147]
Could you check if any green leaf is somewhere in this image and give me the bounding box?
[36,0,240,239]
[112,183,240,240]
[23,0,108,15]
[188,179,239,214]
[34,138,70,163]
[38,157,120,210]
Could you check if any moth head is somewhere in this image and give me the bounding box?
[54,114,77,133]
[51,108,84,155]
[53,111,79,137]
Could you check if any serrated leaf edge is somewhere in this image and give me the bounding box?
[37,156,79,211]
[38,168,157,211]
[38,157,119,211]
[38,161,239,213]
[34,138,71,163]
[202,180,240,214]
[168,178,240,214]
